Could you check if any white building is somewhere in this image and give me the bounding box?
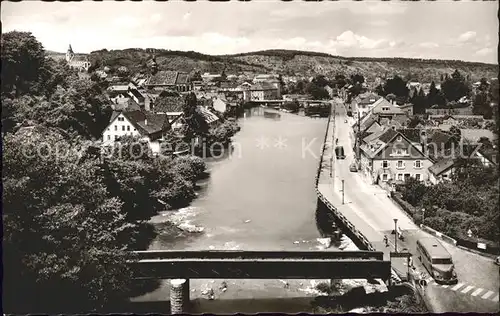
[101,110,171,154]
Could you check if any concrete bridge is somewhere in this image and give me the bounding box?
[129,250,391,313]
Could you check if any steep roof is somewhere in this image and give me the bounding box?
[147,71,189,86]
[357,93,381,105]
[361,128,399,158]
[354,113,379,132]
[251,82,277,91]
[397,128,422,144]
[109,110,170,137]
[128,88,145,101]
[378,128,399,143]
[111,98,141,112]
[197,106,220,124]
[371,97,406,114]
[153,96,184,113]
[428,158,455,176]
[427,129,454,145]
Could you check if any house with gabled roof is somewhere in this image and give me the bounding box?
[427,142,498,184]
[370,97,409,118]
[150,96,185,124]
[101,110,171,154]
[249,82,279,100]
[169,106,221,131]
[352,93,381,118]
[359,127,433,184]
[145,70,192,92]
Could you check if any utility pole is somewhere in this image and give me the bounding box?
[393,218,399,253]
[341,179,345,205]
[356,109,361,166]
[330,101,334,178]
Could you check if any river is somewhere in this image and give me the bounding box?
[132,108,353,313]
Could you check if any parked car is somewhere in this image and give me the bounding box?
[349,163,357,172]
[335,146,346,159]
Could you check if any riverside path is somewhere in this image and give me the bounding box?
[317,98,499,313]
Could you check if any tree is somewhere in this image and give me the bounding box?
[282,100,300,113]
[410,88,426,114]
[334,74,347,89]
[478,136,493,149]
[181,92,209,140]
[3,128,135,313]
[305,81,329,100]
[449,125,461,141]
[441,69,470,102]
[351,74,365,84]
[1,31,46,97]
[478,77,489,92]
[375,84,386,96]
[400,177,428,206]
[473,91,492,118]
[190,71,202,82]
[312,75,329,88]
[382,75,408,99]
[426,81,446,107]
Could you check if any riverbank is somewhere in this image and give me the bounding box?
[129,109,419,313]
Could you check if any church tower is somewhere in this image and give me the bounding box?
[66,44,74,63]
[150,54,158,75]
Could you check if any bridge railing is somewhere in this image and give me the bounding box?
[133,250,385,261]
[314,104,376,252]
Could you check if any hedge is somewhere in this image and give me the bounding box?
[391,192,499,254]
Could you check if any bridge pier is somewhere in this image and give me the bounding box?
[170,278,190,314]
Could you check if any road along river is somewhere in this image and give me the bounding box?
[130,108,377,313]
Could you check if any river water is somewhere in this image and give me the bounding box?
[151,107,329,252]
[134,108,359,313]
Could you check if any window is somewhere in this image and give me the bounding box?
[398,174,403,181]
[397,136,402,142]
[415,160,422,168]
[432,258,452,265]
[122,126,126,131]
[382,160,388,168]
[114,125,117,131]
[404,173,411,180]
[416,173,421,181]
[397,161,404,169]
[382,174,388,181]
[107,135,110,140]
[127,126,130,131]
[118,117,124,121]
[114,135,118,140]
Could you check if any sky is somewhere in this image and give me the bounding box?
[2,0,498,64]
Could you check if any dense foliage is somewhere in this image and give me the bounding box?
[1,31,210,313]
[397,163,499,243]
[3,128,135,312]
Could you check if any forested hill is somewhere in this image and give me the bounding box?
[47,48,497,83]
[223,49,498,83]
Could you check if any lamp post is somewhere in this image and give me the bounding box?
[341,180,345,205]
[421,208,425,225]
[393,218,399,253]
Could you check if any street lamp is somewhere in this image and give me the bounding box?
[421,208,425,225]
[393,218,399,253]
[341,180,345,205]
